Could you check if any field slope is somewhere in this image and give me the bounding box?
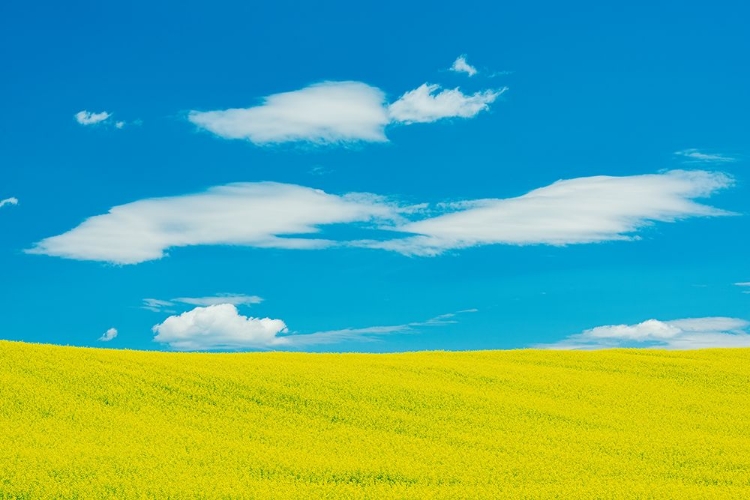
[1,341,749,498]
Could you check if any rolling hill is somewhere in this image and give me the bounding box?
[1,341,749,498]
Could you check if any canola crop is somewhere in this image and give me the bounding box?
[1,341,749,499]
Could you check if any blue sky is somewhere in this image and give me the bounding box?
[1,0,748,351]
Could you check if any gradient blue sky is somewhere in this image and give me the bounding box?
[1,0,748,351]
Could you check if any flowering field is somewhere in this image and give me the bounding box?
[1,341,749,498]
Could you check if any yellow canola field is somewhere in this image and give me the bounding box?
[1,341,749,499]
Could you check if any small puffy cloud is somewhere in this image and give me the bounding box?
[361,170,733,255]
[75,110,112,126]
[582,319,682,341]
[449,55,478,76]
[153,304,474,351]
[153,304,288,351]
[675,149,736,163]
[189,81,390,145]
[388,84,505,124]
[99,327,118,342]
[75,111,137,129]
[0,197,19,209]
[542,317,750,349]
[27,182,404,264]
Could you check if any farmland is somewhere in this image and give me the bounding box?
[1,341,749,498]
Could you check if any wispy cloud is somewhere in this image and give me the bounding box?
[142,298,177,312]
[674,149,736,163]
[388,84,504,124]
[189,80,505,145]
[736,282,750,294]
[358,170,734,256]
[99,327,118,342]
[278,309,472,348]
[143,295,263,312]
[28,170,733,264]
[541,317,750,349]
[308,164,332,176]
[152,304,474,351]
[27,182,406,264]
[173,294,264,307]
[116,119,143,129]
[75,110,112,126]
[281,311,464,348]
[0,197,19,209]
[488,70,514,77]
[449,55,478,76]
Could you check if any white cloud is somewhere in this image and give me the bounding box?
[75,110,112,126]
[360,170,733,255]
[144,298,175,307]
[99,327,118,342]
[0,197,18,209]
[142,294,263,312]
[735,282,750,287]
[153,304,288,350]
[287,309,473,347]
[275,324,407,348]
[450,55,478,76]
[189,81,390,145]
[152,304,474,351]
[675,149,736,163]
[28,170,733,263]
[189,80,505,144]
[541,317,750,349]
[174,294,263,307]
[27,182,404,264]
[117,119,143,129]
[388,84,504,124]
[142,298,176,312]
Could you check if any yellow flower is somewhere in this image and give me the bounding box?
[0,341,748,498]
